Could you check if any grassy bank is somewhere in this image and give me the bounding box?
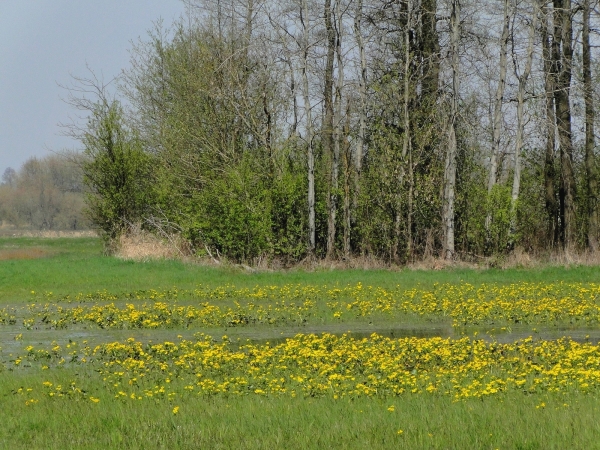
[2,237,600,303]
[0,383,597,449]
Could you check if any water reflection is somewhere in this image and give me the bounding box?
[2,321,600,357]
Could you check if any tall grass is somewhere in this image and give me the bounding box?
[0,373,597,450]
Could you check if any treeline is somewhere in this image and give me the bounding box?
[73,0,600,263]
[0,155,90,231]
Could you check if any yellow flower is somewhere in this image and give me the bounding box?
[387,405,395,412]
[172,406,180,415]
[397,430,404,435]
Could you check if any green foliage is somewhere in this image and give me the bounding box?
[160,152,309,263]
[188,156,273,262]
[516,162,549,251]
[82,101,155,241]
[61,6,599,264]
[485,184,513,254]
[270,170,308,260]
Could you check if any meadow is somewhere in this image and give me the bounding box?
[2,237,600,449]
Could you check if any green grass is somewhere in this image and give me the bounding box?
[0,371,598,450]
[2,237,600,449]
[1,237,600,304]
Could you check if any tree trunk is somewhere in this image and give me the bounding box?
[353,0,368,253]
[333,0,347,258]
[509,0,537,249]
[485,0,510,249]
[343,104,352,258]
[554,0,576,251]
[402,0,413,260]
[301,0,315,254]
[286,56,298,139]
[542,2,558,246]
[583,0,598,250]
[443,0,459,260]
[354,0,367,176]
[421,0,440,101]
[324,0,337,259]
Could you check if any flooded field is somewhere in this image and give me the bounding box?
[4,320,600,360]
[4,280,600,355]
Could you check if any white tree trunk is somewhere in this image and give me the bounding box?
[402,0,413,259]
[333,0,346,257]
[354,0,367,175]
[443,0,460,260]
[509,0,537,243]
[300,0,315,253]
[485,0,510,240]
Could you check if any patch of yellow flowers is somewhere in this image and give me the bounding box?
[7,281,600,406]
[13,333,600,402]
[3,281,600,329]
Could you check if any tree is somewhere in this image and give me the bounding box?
[553,0,576,250]
[56,0,600,263]
[509,0,538,246]
[1,167,16,187]
[443,0,460,260]
[485,0,510,250]
[0,156,89,230]
[82,100,155,240]
[583,0,598,249]
[542,0,558,246]
[62,72,155,241]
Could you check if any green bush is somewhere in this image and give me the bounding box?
[82,101,155,241]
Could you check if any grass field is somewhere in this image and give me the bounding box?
[2,237,600,301]
[2,237,600,449]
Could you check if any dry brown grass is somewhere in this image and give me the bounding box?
[0,230,97,238]
[217,248,600,272]
[432,247,600,270]
[407,256,479,271]
[0,248,50,260]
[530,248,600,268]
[114,227,190,262]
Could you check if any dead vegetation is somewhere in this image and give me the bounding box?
[113,226,191,262]
[5,225,600,271]
[0,230,97,238]
[113,229,600,270]
[0,248,50,260]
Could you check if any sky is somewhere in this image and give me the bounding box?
[0,0,185,175]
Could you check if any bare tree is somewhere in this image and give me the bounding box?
[1,167,16,188]
[485,0,511,248]
[324,0,338,258]
[509,0,538,246]
[583,0,598,249]
[353,0,367,178]
[553,0,576,250]
[542,0,559,246]
[301,0,317,254]
[401,0,414,259]
[443,0,460,260]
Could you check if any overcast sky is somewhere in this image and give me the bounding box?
[0,1,185,174]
